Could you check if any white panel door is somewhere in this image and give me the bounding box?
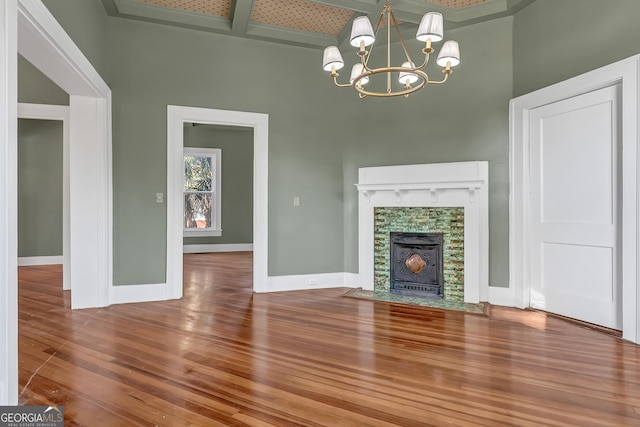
[529,85,620,330]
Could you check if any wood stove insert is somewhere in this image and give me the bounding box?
[389,232,444,299]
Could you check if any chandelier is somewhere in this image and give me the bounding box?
[322,0,461,98]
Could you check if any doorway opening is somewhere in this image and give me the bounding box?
[2,0,112,405]
[17,104,70,293]
[181,123,254,288]
[167,106,269,299]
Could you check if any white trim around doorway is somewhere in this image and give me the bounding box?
[0,0,18,407]
[167,106,269,298]
[509,54,640,343]
[18,0,112,310]
[2,0,113,405]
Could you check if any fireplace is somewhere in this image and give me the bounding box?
[356,162,489,304]
[390,232,444,299]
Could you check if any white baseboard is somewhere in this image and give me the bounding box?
[342,272,359,288]
[265,272,358,293]
[183,243,253,253]
[109,282,178,305]
[18,256,63,266]
[488,285,514,306]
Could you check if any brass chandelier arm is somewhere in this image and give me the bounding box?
[331,75,352,88]
[413,39,435,70]
[414,52,431,71]
[425,72,450,85]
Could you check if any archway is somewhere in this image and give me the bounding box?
[1,0,112,404]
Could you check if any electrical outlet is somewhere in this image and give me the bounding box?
[293,196,301,207]
[155,193,164,204]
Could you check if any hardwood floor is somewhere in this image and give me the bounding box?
[17,252,640,426]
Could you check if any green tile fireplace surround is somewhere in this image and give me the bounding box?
[374,207,465,301]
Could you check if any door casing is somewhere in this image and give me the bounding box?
[1,0,112,405]
[509,55,640,343]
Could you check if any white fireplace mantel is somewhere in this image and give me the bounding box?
[356,161,489,303]
[356,181,485,204]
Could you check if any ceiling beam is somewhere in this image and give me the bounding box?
[230,0,255,36]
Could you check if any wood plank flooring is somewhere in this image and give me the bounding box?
[17,252,640,426]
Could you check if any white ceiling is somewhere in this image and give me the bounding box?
[100,0,536,49]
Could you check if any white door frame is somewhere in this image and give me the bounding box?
[167,106,269,298]
[17,103,70,290]
[0,0,19,407]
[509,55,640,343]
[17,0,112,308]
[1,0,112,405]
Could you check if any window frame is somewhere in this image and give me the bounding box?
[183,147,222,237]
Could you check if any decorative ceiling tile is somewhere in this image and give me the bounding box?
[251,0,354,36]
[137,0,231,17]
[425,0,487,8]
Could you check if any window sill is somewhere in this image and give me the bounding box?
[184,229,222,238]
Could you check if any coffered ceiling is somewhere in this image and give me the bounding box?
[101,0,535,49]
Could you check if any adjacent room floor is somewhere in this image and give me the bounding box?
[17,252,640,426]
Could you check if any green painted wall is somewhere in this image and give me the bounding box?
[32,0,640,288]
[17,119,63,257]
[18,55,69,257]
[17,55,67,259]
[16,0,108,259]
[35,1,512,286]
[182,125,253,246]
[18,56,68,105]
[18,50,69,257]
[42,0,109,80]
[343,18,514,287]
[20,0,108,104]
[107,17,353,284]
[513,0,640,97]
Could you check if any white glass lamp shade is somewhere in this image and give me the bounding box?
[416,12,443,42]
[436,40,461,67]
[398,61,419,84]
[350,16,375,47]
[350,63,369,85]
[322,46,344,72]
